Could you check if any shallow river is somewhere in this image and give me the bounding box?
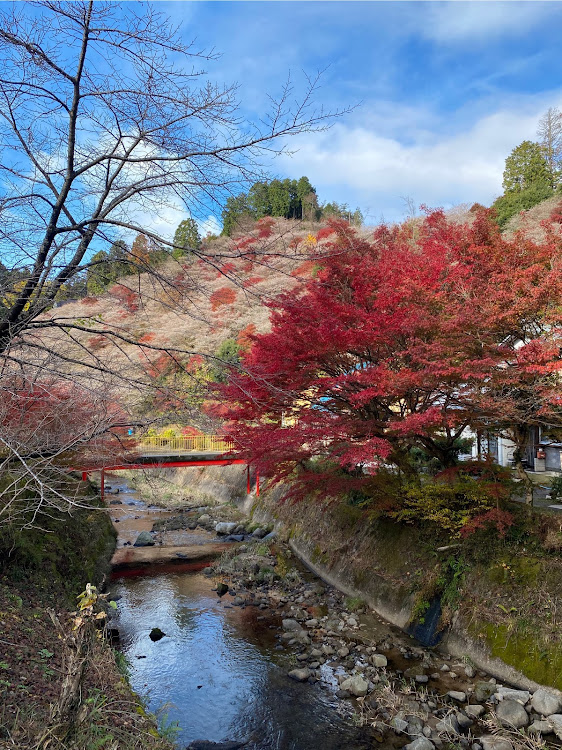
[109,479,374,749]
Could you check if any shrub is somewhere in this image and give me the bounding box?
[209,287,237,311]
[492,182,554,228]
[392,478,506,536]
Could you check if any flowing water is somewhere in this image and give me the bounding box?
[108,479,374,749]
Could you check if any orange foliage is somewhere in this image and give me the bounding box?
[237,323,256,353]
[291,260,317,277]
[210,287,237,311]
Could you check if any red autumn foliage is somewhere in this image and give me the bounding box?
[210,287,237,311]
[243,276,264,288]
[138,332,155,344]
[218,262,237,276]
[290,260,317,277]
[256,216,275,239]
[181,426,203,436]
[216,208,562,502]
[109,284,140,313]
[460,508,515,538]
[144,352,179,379]
[81,296,99,306]
[0,378,131,462]
[549,201,562,224]
[316,225,336,241]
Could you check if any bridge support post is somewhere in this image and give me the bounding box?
[82,471,88,482]
[256,470,260,497]
[246,465,250,495]
[100,469,105,502]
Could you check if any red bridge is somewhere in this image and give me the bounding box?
[79,435,259,499]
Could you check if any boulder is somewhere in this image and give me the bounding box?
[475,682,497,703]
[495,686,530,704]
[447,691,466,703]
[133,531,155,547]
[436,715,460,735]
[480,737,513,750]
[370,653,387,667]
[215,522,237,535]
[528,720,554,734]
[340,675,369,697]
[252,527,268,538]
[288,668,310,682]
[391,717,408,734]
[216,582,229,597]
[547,714,562,740]
[282,618,301,632]
[197,514,211,525]
[149,627,165,642]
[531,689,562,717]
[263,531,277,540]
[465,705,485,718]
[495,699,529,729]
[404,738,435,750]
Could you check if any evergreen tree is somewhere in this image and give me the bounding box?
[173,218,201,259]
[502,140,551,193]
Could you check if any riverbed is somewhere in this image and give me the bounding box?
[107,477,374,749]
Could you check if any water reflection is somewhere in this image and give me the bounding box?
[112,571,372,749]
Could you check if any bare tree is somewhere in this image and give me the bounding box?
[0,0,346,363]
[537,106,562,187]
[0,0,348,524]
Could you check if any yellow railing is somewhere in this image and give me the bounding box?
[138,435,234,453]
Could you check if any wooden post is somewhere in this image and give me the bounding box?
[246,465,250,495]
[100,469,105,502]
[256,470,260,497]
[82,471,88,482]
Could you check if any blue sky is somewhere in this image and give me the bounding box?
[153,0,562,227]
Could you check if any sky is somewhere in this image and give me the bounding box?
[155,0,562,227]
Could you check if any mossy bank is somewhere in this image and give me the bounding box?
[0,479,173,750]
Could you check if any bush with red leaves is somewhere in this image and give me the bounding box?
[210,287,237,311]
[109,284,140,313]
[243,276,264,288]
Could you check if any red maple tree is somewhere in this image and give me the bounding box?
[216,211,562,501]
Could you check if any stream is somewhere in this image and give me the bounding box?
[107,477,374,749]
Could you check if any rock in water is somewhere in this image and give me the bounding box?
[216,582,229,597]
[340,675,369,697]
[133,531,155,547]
[288,668,310,682]
[149,628,165,642]
[215,522,237,535]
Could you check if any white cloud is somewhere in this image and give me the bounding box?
[279,97,562,222]
[422,2,561,42]
[197,215,221,237]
